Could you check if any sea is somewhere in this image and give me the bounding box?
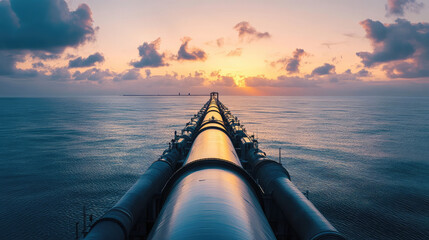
[0,96,428,240]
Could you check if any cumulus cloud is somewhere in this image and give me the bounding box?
[272,48,307,74]
[385,0,424,16]
[0,0,96,78]
[234,21,271,42]
[311,63,336,76]
[0,0,96,51]
[130,38,168,68]
[113,69,143,81]
[68,52,104,68]
[227,48,242,57]
[73,68,113,81]
[357,18,429,78]
[357,69,371,77]
[177,37,207,61]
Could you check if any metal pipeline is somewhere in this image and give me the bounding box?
[245,142,345,240]
[84,102,209,240]
[84,159,174,240]
[148,95,276,240]
[216,99,344,240]
[85,93,344,240]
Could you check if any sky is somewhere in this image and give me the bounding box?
[1,0,429,96]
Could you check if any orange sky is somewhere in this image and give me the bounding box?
[1,0,429,96]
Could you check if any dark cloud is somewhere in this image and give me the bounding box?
[325,69,368,83]
[0,50,39,77]
[0,51,20,75]
[311,63,336,76]
[286,49,306,73]
[357,18,429,78]
[385,0,424,16]
[0,0,96,78]
[113,69,142,81]
[32,62,45,68]
[271,49,307,74]
[130,38,168,68]
[0,0,96,51]
[227,48,242,57]
[68,52,105,68]
[233,21,271,42]
[31,52,61,60]
[73,68,113,81]
[357,69,371,77]
[120,69,142,81]
[177,37,207,61]
[50,67,71,81]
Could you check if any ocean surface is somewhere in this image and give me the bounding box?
[0,96,428,239]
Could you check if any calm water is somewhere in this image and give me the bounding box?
[0,96,428,239]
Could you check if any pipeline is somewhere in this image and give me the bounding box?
[84,101,209,240]
[218,101,345,240]
[84,92,345,240]
[147,93,276,239]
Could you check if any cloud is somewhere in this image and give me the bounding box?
[146,74,205,89]
[177,37,207,61]
[130,38,168,68]
[271,49,307,74]
[216,38,225,47]
[68,52,105,68]
[0,50,39,77]
[385,0,424,16]
[32,62,45,68]
[357,18,429,78]
[233,21,271,42]
[112,69,143,81]
[0,0,96,52]
[311,63,336,76]
[72,68,113,81]
[357,69,371,77]
[0,0,96,78]
[145,69,151,78]
[227,48,242,57]
[287,49,306,73]
[245,75,318,88]
[31,52,61,60]
[210,76,237,87]
[50,67,71,81]
[321,41,345,49]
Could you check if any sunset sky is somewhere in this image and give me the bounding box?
[1,0,429,96]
